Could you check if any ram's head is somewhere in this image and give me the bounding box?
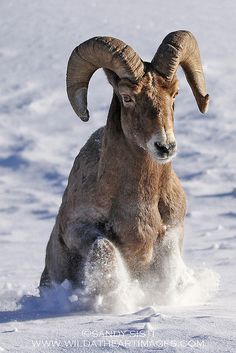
[67,31,209,164]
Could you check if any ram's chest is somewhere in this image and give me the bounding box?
[108,203,164,271]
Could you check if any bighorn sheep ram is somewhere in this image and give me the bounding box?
[40,31,209,295]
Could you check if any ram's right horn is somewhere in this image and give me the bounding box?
[66,37,145,121]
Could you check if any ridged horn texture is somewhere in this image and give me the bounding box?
[151,30,210,113]
[67,37,145,121]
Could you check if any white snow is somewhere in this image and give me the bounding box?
[0,0,236,352]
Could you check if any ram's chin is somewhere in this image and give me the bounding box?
[149,151,176,165]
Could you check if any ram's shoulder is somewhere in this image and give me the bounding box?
[75,126,104,163]
[62,127,104,203]
[84,126,105,151]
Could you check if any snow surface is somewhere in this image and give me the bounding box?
[0,0,236,352]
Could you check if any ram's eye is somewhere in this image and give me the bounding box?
[122,95,132,103]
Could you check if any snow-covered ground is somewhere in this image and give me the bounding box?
[0,0,235,352]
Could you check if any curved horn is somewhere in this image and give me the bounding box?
[67,37,145,121]
[151,31,210,113]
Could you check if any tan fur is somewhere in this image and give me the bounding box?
[40,70,186,288]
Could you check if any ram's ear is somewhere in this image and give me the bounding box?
[104,68,120,88]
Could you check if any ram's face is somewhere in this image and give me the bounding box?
[118,72,179,164]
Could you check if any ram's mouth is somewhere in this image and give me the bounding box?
[156,156,173,164]
[151,150,177,164]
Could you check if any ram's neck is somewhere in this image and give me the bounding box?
[96,93,172,209]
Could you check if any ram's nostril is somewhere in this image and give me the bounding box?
[154,142,176,154]
[154,142,169,154]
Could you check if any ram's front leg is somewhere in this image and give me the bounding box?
[41,221,121,295]
[149,224,187,298]
[66,222,121,295]
[84,237,121,295]
[40,222,104,290]
[64,222,105,258]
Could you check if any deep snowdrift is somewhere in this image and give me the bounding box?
[0,0,235,352]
